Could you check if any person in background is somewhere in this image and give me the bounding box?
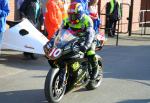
[88,0,100,33]
[88,0,104,50]
[72,0,89,14]
[106,0,121,37]
[40,0,68,38]
[56,0,68,19]
[20,0,41,59]
[0,0,10,54]
[40,0,48,15]
[20,0,41,29]
[15,0,24,20]
[44,0,68,40]
[39,0,48,36]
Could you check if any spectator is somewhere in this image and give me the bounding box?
[15,0,24,20]
[88,0,101,33]
[39,0,48,37]
[56,0,68,19]
[88,0,104,50]
[40,0,48,15]
[72,0,89,14]
[0,0,10,54]
[106,0,121,37]
[20,0,41,59]
[20,0,41,29]
[44,0,64,40]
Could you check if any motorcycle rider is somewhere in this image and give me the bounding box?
[45,2,99,86]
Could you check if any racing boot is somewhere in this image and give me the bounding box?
[88,55,99,80]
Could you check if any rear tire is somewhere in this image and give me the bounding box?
[44,68,66,103]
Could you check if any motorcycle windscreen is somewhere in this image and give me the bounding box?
[1,19,49,55]
[54,29,77,48]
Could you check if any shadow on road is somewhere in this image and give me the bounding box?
[117,99,150,103]
[99,45,150,81]
[0,89,48,103]
[73,88,88,92]
[0,52,49,71]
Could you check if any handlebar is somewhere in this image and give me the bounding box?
[71,39,80,53]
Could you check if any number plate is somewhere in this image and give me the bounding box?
[47,48,62,60]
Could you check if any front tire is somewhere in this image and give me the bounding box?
[44,68,66,103]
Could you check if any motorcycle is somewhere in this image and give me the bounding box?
[44,29,103,103]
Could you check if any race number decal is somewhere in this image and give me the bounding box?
[48,48,62,59]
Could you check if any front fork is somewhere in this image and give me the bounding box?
[59,64,68,87]
[48,59,68,87]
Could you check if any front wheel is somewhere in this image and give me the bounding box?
[44,68,66,103]
[85,60,103,90]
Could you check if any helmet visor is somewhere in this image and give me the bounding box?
[68,13,79,21]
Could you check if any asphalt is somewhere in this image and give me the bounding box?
[0,33,150,103]
[1,33,150,78]
[0,50,49,78]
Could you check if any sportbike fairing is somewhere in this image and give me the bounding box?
[2,19,49,54]
[53,29,77,48]
[47,29,78,60]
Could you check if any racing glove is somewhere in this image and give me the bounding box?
[80,45,88,53]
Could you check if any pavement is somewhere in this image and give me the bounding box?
[0,33,150,103]
[106,33,150,46]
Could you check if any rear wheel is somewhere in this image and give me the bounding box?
[44,69,66,103]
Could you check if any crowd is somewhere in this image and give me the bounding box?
[0,0,121,58]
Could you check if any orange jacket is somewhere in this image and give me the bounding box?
[56,0,68,19]
[45,0,62,40]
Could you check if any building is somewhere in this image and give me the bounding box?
[7,0,15,21]
[100,0,141,33]
[140,0,150,27]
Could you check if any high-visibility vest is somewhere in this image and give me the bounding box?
[110,0,121,16]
